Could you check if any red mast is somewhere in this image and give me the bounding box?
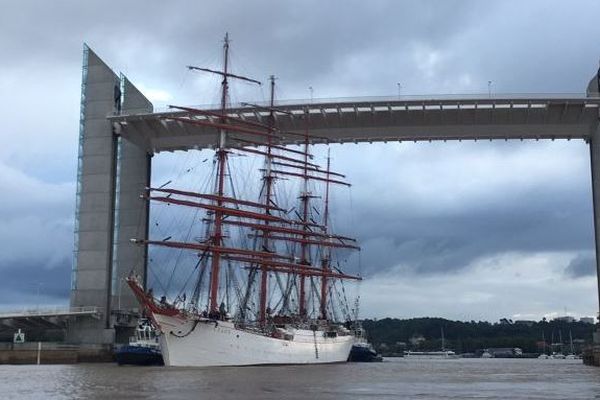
[298,109,311,317]
[208,33,230,312]
[258,75,277,325]
[320,149,331,320]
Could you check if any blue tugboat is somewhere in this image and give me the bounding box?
[348,341,383,362]
[115,319,164,366]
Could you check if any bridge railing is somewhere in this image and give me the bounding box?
[0,306,102,319]
[133,92,598,114]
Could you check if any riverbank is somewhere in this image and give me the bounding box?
[0,342,113,364]
[362,317,597,356]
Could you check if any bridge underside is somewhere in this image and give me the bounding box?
[0,308,102,342]
[110,97,600,153]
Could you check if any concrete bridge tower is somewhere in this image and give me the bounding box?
[68,45,152,343]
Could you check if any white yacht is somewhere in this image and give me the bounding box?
[405,350,459,359]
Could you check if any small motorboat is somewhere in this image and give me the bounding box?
[115,319,164,366]
[348,342,383,362]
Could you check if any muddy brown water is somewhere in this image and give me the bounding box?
[0,358,598,399]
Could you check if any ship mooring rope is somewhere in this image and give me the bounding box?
[169,320,200,338]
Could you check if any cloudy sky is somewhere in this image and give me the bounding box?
[1,0,599,321]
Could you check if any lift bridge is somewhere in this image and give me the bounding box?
[63,45,600,344]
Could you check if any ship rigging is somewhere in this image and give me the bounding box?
[127,33,362,367]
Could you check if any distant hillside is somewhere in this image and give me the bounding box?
[361,317,596,354]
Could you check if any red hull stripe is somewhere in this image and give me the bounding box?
[126,278,181,318]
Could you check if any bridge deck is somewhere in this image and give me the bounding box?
[109,94,600,153]
[0,307,101,320]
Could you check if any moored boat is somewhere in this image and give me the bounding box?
[348,341,383,362]
[404,327,458,359]
[404,350,459,359]
[115,319,164,366]
[126,33,362,367]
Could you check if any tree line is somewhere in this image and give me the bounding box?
[361,317,597,354]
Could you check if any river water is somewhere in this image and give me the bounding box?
[0,358,598,399]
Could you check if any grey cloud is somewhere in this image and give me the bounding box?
[328,140,595,276]
[2,0,600,314]
[565,253,596,279]
[0,260,71,306]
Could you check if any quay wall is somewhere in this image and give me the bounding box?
[583,346,600,367]
[0,342,113,364]
[583,345,600,367]
[585,329,600,367]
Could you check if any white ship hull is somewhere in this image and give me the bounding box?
[154,314,355,367]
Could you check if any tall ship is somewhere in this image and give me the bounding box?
[127,34,362,367]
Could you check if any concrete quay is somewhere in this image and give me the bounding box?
[583,329,600,367]
[0,342,113,365]
[583,345,600,367]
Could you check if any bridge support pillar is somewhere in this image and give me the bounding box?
[589,123,600,341]
[110,76,152,314]
[68,46,152,344]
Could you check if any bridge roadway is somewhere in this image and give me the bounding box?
[0,307,102,340]
[109,94,600,153]
[0,306,101,320]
